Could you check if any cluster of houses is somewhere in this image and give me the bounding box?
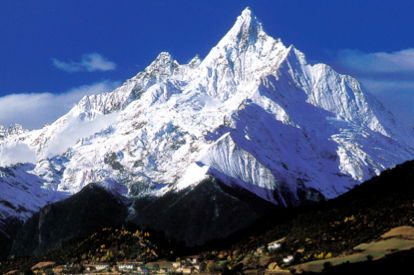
[28,255,201,275]
[255,237,294,264]
[26,237,296,275]
[267,238,294,264]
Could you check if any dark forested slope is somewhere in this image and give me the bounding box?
[9,183,128,258]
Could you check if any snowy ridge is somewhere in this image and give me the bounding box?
[0,124,29,140]
[1,7,414,230]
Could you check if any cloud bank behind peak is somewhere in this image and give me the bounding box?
[0,80,121,130]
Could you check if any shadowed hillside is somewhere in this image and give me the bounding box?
[194,159,414,271]
[9,183,129,258]
[130,175,281,246]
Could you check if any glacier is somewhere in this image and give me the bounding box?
[1,7,414,233]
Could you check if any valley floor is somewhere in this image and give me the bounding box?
[5,226,414,275]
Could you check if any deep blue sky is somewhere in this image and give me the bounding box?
[1,0,414,129]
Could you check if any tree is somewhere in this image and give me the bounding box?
[21,269,34,275]
[323,261,332,272]
[199,261,207,272]
[206,261,215,272]
[207,262,223,272]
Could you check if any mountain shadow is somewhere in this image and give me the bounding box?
[0,216,23,261]
[130,176,284,247]
[8,183,128,258]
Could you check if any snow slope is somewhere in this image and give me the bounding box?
[1,7,414,231]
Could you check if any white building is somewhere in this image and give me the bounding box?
[184,256,199,265]
[283,255,294,263]
[95,263,110,270]
[118,263,134,270]
[268,243,281,250]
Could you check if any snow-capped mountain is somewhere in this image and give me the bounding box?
[2,7,414,243]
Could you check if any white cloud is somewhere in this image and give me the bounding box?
[337,48,414,73]
[44,113,119,158]
[0,80,121,130]
[0,143,37,166]
[52,53,117,73]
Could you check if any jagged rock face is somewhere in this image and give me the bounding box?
[0,124,29,141]
[1,7,414,246]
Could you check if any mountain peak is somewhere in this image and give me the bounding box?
[130,51,176,85]
[188,54,201,68]
[154,52,173,63]
[217,7,265,49]
[240,6,254,19]
[148,52,175,71]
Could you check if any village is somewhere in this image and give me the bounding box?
[20,255,203,275]
[4,238,294,275]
